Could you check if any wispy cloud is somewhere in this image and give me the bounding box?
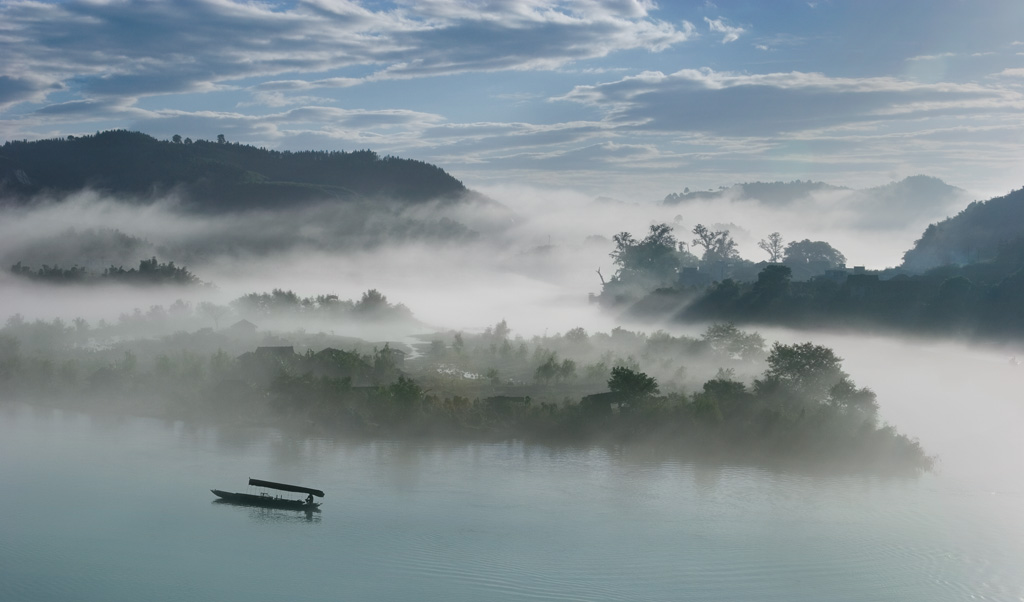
[557,68,1022,136]
[0,0,695,113]
[704,16,745,43]
[907,52,957,62]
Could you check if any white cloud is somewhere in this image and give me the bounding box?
[704,16,745,43]
[907,52,957,62]
[559,67,1021,130]
[0,0,696,113]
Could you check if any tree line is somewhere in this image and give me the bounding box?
[599,216,1024,341]
[11,257,199,285]
[0,313,931,474]
[1,130,468,211]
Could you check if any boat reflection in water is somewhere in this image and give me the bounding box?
[212,478,324,513]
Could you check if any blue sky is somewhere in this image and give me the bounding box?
[2,0,1023,199]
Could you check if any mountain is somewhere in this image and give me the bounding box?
[848,175,969,229]
[662,175,969,233]
[0,130,470,212]
[901,186,1024,272]
[663,180,845,205]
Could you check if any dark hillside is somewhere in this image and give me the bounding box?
[0,130,468,211]
[902,187,1024,272]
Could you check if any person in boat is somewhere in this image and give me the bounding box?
[306,493,314,506]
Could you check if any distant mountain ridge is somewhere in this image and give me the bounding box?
[663,180,846,205]
[662,175,970,233]
[0,130,470,212]
[662,176,964,209]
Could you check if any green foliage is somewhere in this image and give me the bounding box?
[701,323,765,361]
[783,239,847,268]
[663,238,1024,340]
[0,311,930,474]
[758,232,785,263]
[104,257,199,285]
[231,288,413,322]
[10,257,199,285]
[692,224,739,263]
[609,223,689,291]
[761,342,846,401]
[0,130,468,210]
[902,187,1024,272]
[607,366,659,404]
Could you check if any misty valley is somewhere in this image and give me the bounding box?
[2,132,1024,601]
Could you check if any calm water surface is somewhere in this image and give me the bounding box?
[2,339,1023,601]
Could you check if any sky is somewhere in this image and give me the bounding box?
[2,0,1024,201]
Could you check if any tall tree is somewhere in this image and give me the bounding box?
[692,224,739,263]
[610,223,683,286]
[758,232,785,262]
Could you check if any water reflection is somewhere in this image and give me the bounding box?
[210,501,322,524]
[2,400,1024,602]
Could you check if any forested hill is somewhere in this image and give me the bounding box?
[0,130,469,211]
[902,186,1024,272]
[663,180,844,205]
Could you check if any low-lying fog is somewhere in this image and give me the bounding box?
[4,182,1022,602]
[3,183,1019,448]
[0,179,976,336]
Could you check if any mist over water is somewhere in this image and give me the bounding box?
[2,181,1022,600]
[2,339,1023,602]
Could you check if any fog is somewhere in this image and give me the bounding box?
[5,181,1024,601]
[1,181,1018,442]
[0,177,979,338]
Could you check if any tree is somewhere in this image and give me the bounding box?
[701,323,765,361]
[607,366,659,406]
[783,239,846,268]
[564,327,588,343]
[748,264,792,307]
[758,232,785,262]
[172,134,182,144]
[827,377,878,417]
[389,376,423,410]
[609,223,686,288]
[760,342,847,401]
[535,355,560,383]
[217,134,226,144]
[197,302,229,329]
[692,224,739,263]
[355,289,388,313]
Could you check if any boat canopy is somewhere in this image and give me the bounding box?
[248,478,324,498]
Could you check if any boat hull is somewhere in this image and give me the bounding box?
[211,489,321,511]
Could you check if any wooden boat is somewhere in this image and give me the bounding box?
[212,478,324,511]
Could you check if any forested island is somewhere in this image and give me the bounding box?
[599,187,1024,342]
[0,299,931,475]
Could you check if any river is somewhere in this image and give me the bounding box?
[1,333,1022,602]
